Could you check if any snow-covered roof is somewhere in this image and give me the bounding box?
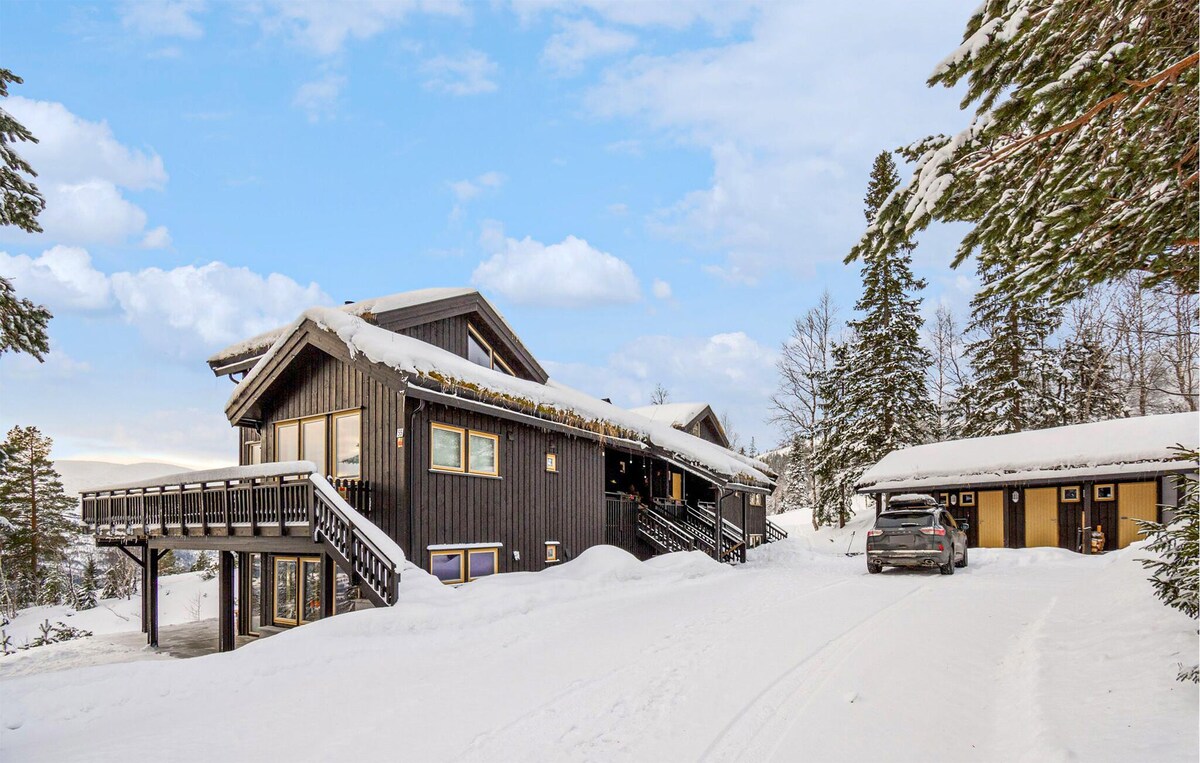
[858,413,1199,492]
[208,287,479,365]
[231,308,775,486]
[627,402,712,428]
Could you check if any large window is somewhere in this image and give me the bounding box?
[431,423,465,472]
[431,423,500,476]
[301,417,327,475]
[332,411,361,478]
[275,421,300,462]
[273,410,362,479]
[430,546,499,584]
[467,324,514,375]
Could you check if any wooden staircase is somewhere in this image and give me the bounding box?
[81,463,403,607]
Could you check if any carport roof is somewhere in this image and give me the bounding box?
[857,413,1199,493]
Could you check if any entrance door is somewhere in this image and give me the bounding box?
[977,490,1005,548]
[1117,481,1158,548]
[1025,487,1058,547]
[273,556,323,627]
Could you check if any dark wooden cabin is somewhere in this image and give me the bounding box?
[857,413,1198,554]
[80,288,783,651]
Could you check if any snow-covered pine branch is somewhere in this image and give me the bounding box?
[849,0,1198,303]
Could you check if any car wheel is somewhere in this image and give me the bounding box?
[956,545,968,568]
[867,561,883,574]
[940,548,955,575]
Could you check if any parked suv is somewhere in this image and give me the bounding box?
[866,495,968,575]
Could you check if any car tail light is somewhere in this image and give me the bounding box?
[867,529,883,537]
[920,526,946,536]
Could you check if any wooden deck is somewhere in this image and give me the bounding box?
[80,464,401,609]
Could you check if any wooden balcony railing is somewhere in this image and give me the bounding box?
[80,462,400,607]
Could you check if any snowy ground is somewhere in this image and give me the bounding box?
[2,512,1196,762]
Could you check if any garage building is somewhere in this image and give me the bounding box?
[857,412,1198,553]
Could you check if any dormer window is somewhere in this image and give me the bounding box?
[467,323,513,375]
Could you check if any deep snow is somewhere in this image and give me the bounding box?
[1,513,1196,762]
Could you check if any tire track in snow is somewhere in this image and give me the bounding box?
[458,575,858,759]
[699,579,932,762]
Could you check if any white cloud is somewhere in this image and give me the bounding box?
[0,97,168,247]
[511,0,759,31]
[651,278,672,299]
[0,246,329,355]
[4,97,166,190]
[2,346,91,379]
[420,51,498,96]
[293,73,347,122]
[140,225,173,249]
[258,0,466,57]
[119,0,206,39]
[472,227,640,307]
[545,329,778,445]
[542,19,636,76]
[0,246,113,310]
[584,1,969,283]
[110,263,329,352]
[449,171,505,202]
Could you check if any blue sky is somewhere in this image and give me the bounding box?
[0,0,973,468]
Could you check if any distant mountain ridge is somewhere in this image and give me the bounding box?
[54,460,192,499]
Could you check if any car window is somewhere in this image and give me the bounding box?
[875,512,934,528]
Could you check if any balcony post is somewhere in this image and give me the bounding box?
[218,550,235,652]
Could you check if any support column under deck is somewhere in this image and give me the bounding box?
[146,549,160,647]
[218,551,235,652]
[236,551,252,636]
[322,552,335,619]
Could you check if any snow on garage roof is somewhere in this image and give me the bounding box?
[858,413,1199,492]
[230,308,775,486]
[627,402,711,428]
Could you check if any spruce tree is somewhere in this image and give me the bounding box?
[956,255,1065,436]
[76,555,99,610]
[846,152,936,457]
[0,69,52,362]
[813,342,859,528]
[0,426,79,607]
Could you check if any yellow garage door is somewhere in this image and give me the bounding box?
[977,490,1005,548]
[1025,487,1059,548]
[1117,481,1158,548]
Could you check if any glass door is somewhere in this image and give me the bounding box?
[300,558,322,623]
[272,555,323,627]
[273,557,299,626]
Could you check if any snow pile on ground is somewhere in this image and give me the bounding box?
[2,534,1196,762]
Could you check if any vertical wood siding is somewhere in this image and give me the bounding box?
[392,316,467,357]
[406,401,605,575]
[257,347,408,546]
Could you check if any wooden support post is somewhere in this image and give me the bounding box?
[322,553,335,619]
[218,550,235,652]
[714,495,723,562]
[741,499,748,564]
[1081,482,1093,555]
[147,547,160,647]
[139,546,149,634]
[236,551,252,636]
